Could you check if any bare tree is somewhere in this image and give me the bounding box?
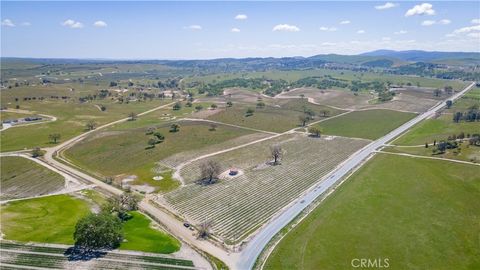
[128,112,137,121]
[299,115,309,127]
[320,110,331,117]
[198,220,213,239]
[86,120,97,131]
[270,145,283,165]
[200,160,221,185]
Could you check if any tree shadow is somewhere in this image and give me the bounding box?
[64,246,108,261]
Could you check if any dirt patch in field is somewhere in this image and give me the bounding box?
[280,87,446,112]
[224,88,265,104]
[279,88,372,109]
[191,107,222,118]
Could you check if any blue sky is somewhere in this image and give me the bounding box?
[1,1,479,59]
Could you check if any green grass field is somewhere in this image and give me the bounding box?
[0,111,36,122]
[0,195,90,244]
[0,99,171,152]
[315,109,416,140]
[64,120,255,191]
[264,154,480,270]
[383,145,480,163]
[207,99,344,133]
[394,113,480,146]
[120,211,180,254]
[1,156,65,201]
[1,195,181,254]
[450,87,480,110]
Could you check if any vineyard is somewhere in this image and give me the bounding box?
[159,132,271,169]
[0,241,196,270]
[164,133,369,242]
[0,156,65,201]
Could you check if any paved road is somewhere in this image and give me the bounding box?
[236,81,476,270]
[39,101,237,267]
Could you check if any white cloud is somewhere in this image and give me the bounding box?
[422,19,451,26]
[319,26,337,32]
[235,14,248,20]
[356,30,365,34]
[447,24,480,39]
[273,24,300,32]
[454,24,480,34]
[1,19,15,27]
[438,19,451,25]
[375,2,398,10]
[93,21,107,27]
[340,20,351,25]
[184,25,202,31]
[394,30,407,34]
[421,20,436,26]
[382,37,392,41]
[62,19,84,28]
[21,22,31,26]
[405,3,435,17]
[470,19,480,24]
[231,27,240,33]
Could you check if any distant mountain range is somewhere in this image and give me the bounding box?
[360,50,480,63]
[2,50,479,73]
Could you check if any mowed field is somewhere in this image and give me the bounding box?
[120,211,180,254]
[64,120,257,191]
[315,109,416,140]
[0,156,65,201]
[206,99,345,133]
[165,133,370,242]
[1,195,90,244]
[264,154,480,270]
[0,194,181,254]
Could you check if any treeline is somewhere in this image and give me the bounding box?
[195,76,351,97]
[198,78,271,96]
[290,76,349,90]
[452,105,480,122]
[430,132,480,155]
[13,96,70,102]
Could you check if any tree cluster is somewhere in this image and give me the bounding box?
[73,192,139,252]
[452,105,480,123]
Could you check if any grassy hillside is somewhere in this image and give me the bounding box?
[0,100,171,152]
[265,154,480,270]
[208,99,344,133]
[64,120,255,190]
